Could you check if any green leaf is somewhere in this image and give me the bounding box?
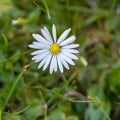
[59,102,71,112]
[109,60,120,94]
[4,114,21,120]
[109,15,120,31]
[66,116,79,120]
[49,109,65,120]
[23,99,45,120]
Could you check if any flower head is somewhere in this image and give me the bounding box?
[28,24,79,74]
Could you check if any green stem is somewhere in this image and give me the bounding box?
[33,85,94,103]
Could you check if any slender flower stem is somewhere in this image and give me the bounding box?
[32,85,94,103]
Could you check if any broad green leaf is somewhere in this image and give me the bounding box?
[109,60,120,95]
[48,109,65,120]
[3,114,21,120]
[23,99,45,120]
[66,116,79,120]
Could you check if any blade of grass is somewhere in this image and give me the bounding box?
[0,108,1,120]
[1,33,8,50]
[33,1,46,12]
[33,0,51,19]
[111,0,117,12]
[41,0,51,19]
[68,69,78,84]
[15,105,30,115]
[0,50,29,63]
[62,75,68,86]
[66,0,69,5]
[58,5,110,16]
[2,68,26,111]
[100,107,111,120]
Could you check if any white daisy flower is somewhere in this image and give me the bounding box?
[28,24,79,74]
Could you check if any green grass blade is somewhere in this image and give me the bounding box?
[2,69,26,111]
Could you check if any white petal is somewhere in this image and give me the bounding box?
[28,44,40,49]
[63,44,79,49]
[32,33,51,45]
[52,55,58,72]
[62,59,69,69]
[67,53,78,60]
[32,42,49,49]
[60,35,76,46]
[64,48,79,53]
[50,56,56,74]
[38,58,46,69]
[43,54,52,71]
[41,28,53,44]
[32,53,43,61]
[35,53,50,62]
[52,24,57,42]
[57,54,64,73]
[59,54,69,69]
[60,53,75,65]
[31,49,48,55]
[62,51,78,60]
[50,55,57,72]
[32,51,50,62]
[38,53,52,69]
[57,28,71,44]
[54,55,57,72]
[43,26,53,42]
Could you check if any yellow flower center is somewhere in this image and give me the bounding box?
[50,43,61,54]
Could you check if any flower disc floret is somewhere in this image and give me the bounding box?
[50,43,60,54]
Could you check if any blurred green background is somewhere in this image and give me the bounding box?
[0,0,120,120]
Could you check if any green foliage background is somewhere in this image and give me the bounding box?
[0,0,120,120]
